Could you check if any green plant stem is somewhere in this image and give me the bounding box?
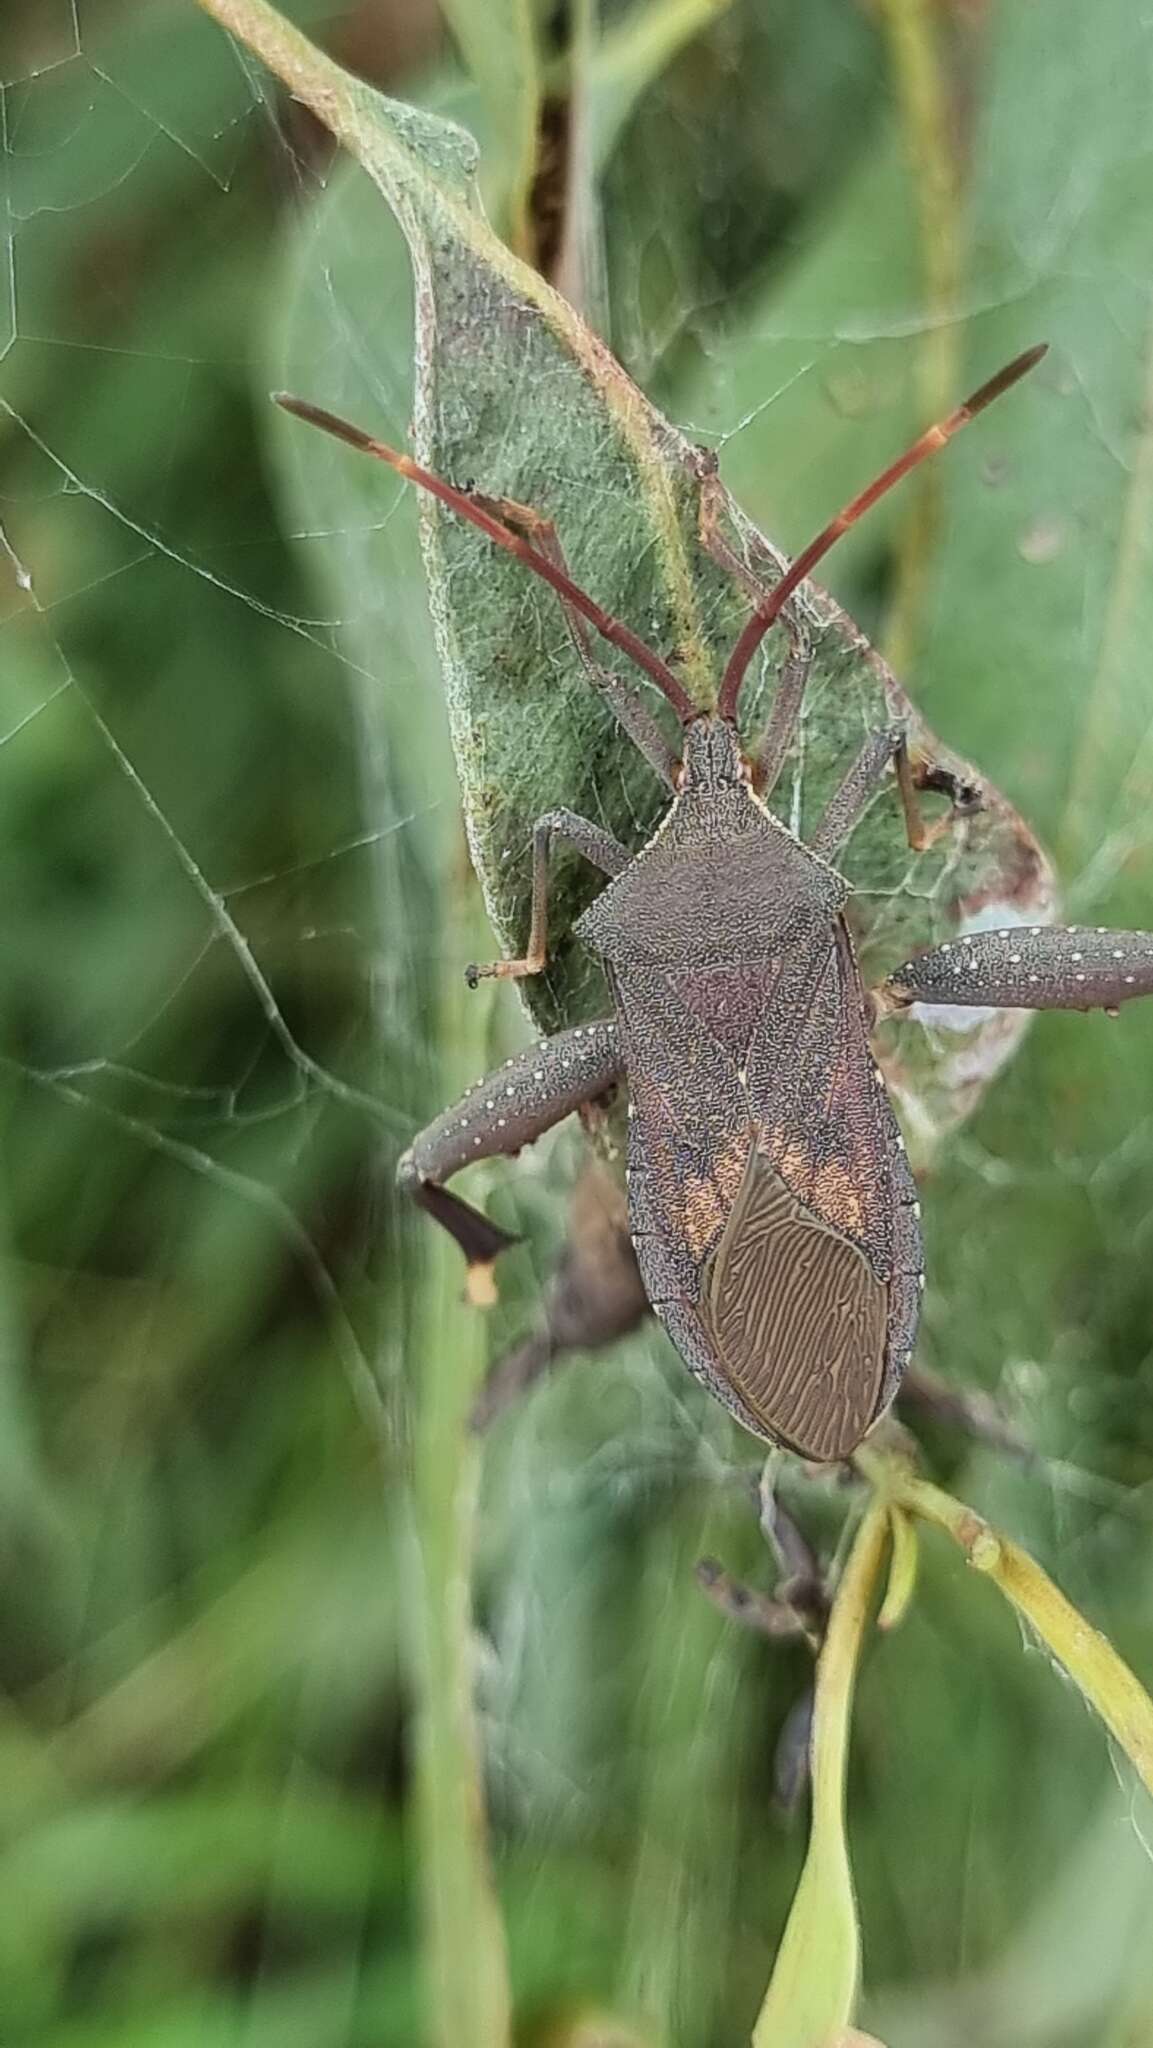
[875,0,963,676]
[408,873,512,2048]
[439,0,541,260]
[857,1443,1153,1799]
[752,1497,891,2047]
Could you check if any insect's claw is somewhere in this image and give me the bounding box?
[465,955,543,985]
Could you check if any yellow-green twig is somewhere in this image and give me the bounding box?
[752,1498,892,2047]
[857,1442,1153,1799]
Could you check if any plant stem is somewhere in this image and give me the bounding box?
[857,1443,1153,1801]
[408,870,512,2048]
[752,1497,891,2047]
[876,0,963,675]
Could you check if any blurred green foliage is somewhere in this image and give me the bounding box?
[3,2,1153,2045]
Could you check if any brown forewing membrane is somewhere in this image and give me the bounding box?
[705,1152,887,1459]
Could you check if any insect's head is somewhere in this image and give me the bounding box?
[675,714,752,794]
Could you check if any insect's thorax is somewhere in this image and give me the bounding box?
[574,769,848,969]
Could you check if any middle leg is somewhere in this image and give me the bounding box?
[808,725,979,865]
[471,493,680,788]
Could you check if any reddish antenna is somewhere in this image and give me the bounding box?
[273,395,698,724]
[716,343,1048,723]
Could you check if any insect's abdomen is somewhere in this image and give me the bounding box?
[611,917,921,1460]
[703,1148,887,1460]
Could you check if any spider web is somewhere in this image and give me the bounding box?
[5,5,1153,2045]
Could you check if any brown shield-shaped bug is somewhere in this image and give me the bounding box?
[276,345,1153,1461]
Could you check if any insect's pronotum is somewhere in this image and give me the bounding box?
[278,346,1153,1461]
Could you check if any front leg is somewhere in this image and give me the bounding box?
[398,1018,622,1299]
[694,459,814,800]
[470,493,679,788]
[466,808,630,985]
[874,925,1153,1018]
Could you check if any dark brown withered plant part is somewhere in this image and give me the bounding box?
[471,1162,648,1430]
[280,346,1153,1462]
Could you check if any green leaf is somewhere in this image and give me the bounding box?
[599,0,887,391]
[198,0,1059,1157]
[674,124,925,586]
[587,0,734,167]
[913,0,1153,864]
[439,0,542,256]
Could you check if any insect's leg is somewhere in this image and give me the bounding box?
[695,459,774,603]
[893,744,981,852]
[747,626,813,798]
[694,460,813,798]
[398,1018,622,1299]
[471,1161,648,1428]
[806,724,906,862]
[808,725,976,863]
[468,492,680,788]
[694,1558,812,1641]
[873,925,1153,1018]
[274,395,699,725]
[898,1364,1030,1460]
[466,808,631,984]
